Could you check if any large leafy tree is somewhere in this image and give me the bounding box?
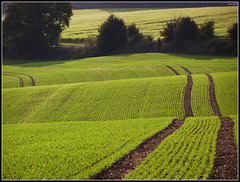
[96,14,127,54]
[3,3,73,56]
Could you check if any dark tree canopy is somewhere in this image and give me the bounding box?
[96,14,127,54]
[160,17,199,42]
[227,23,237,42]
[3,3,73,57]
[199,21,215,40]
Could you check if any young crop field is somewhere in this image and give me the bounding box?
[191,74,214,117]
[60,6,237,40]
[2,53,237,88]
[210,71,238,117]
[2,117,175,179]
[2,52,238,180]
[2,75,186,124]
[125,116,221,180]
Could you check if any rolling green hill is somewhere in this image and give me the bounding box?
[2,52,238,179]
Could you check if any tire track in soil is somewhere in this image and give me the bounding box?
[90,119,185,179]
[165,65,180,75]
[3,74,24,87]
[184,75,194,117]
[180,66,192,75]
[90,71,194,179]
[3,71,35,86]
[206,74,237,179]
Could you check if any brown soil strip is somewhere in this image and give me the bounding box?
[3,71,35,86]
[166,65,180,75]
[180,66,192,75]
[206,74,238,179]
[3,74,24,87]
[90,119,185,179]
[208,117,238,179]
[206,74,221,117]
[184,75,194,117]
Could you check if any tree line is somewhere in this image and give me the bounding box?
[3,3,237,60]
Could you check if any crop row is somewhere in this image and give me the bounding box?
[3,53,237,88]
[210,71,237,116]
[191,74,214,117]
[2,117,175,179]
[228,115,238,147]
[125,116,221,180]
[2,75,186,124]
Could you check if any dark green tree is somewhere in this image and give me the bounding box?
[227,23,237,41]
[160,17,199,42]
[96,14,127,54]
[199,21,215,40]
[3,3,73,57]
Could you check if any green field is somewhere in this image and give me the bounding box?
[2,53,237,88]
[2,52,238,179]
[60,6,237,41]
[125,116,221,180]
[2,117,175,179]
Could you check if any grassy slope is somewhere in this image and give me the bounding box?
[2,53,237,88]
[2,117,175,179]
[2,75,186,124]
[61,6,237,40]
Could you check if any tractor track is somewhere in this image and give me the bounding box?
[206,73,238,179]
[165,65,180,75]
[3,73,24,87]
[180,66,192,75]
[90,71,194,179]
[3,71,35,86]
[90,119,185,179]
[184,75,194,117]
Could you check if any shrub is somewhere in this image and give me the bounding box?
[160,17,199,42]
[96,14,127,54]
[127,23,140,41]
[227,23,237,42]
[199,21,215,40]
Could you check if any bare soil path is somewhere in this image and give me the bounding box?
[184,75,194,117]
[3,72,35,86]
[165,65,180,75]
[3,73,24,87]
[90,119,185,179]
[206,74,221,117]
[206,74,238,179]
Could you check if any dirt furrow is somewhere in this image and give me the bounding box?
[3,71,35,86]
[90,119,185,179]
[206,74,237,179]
[184,75,194,117]
[3,74,24,87]
[166,65,180,75]
[180,66,192,75]
[208,117,238,179]
[206,74,221,117]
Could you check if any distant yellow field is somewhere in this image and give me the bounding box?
[61,6,238,40]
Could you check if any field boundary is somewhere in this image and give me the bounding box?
[90,119,185,179]
[3,72,35,86]
[3,73,24,87]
